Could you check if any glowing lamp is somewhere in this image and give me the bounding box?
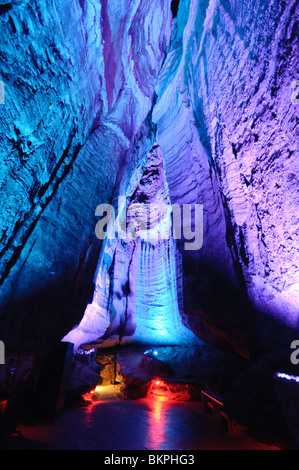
[275,372,299,383]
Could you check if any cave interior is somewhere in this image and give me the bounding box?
[0,0,298,451]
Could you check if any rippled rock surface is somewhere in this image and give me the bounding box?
[63,143,198,349]
[0,0,298,360]
[0,0,172,349]
[153,0,299,355]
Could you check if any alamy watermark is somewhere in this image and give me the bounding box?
[0,340,5,365]
[291,79,299,105]
[95,197,203,251]
[290,340,299,365]
[0,81,4,105]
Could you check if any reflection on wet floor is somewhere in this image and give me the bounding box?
[6,385,281,450]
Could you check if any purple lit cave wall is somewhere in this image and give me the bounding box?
[1,0,298,354]
[0,0,298,444]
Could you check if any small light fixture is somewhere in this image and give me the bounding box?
[275,372,299,383]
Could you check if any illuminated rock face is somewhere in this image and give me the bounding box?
[0,0,173,349]
[153,0,299,355]
[63,143,198,349]
[0,0,298,355]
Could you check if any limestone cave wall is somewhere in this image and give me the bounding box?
[0,0,298,360]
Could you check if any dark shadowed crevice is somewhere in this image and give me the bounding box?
[171,0,180,18]
[0,3,12,15]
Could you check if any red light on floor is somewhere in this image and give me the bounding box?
[149,379,172,400]
[148,379,194,402]
[81,388,96,402]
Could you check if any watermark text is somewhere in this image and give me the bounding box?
[291,79,299,105]
[0,340,5,365]
[95,197,203,251]
[0,81,4,105]
[290,340,299,365]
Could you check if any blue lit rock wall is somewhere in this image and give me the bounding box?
[63,142,199,350]
[0,0,172,350]
[0,0,298,357]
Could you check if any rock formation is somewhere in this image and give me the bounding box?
[0,0,173,350]
[0,0,298,369]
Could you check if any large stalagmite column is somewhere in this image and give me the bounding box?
[63,144,199,350]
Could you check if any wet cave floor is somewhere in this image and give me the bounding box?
[4,385,281,451]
